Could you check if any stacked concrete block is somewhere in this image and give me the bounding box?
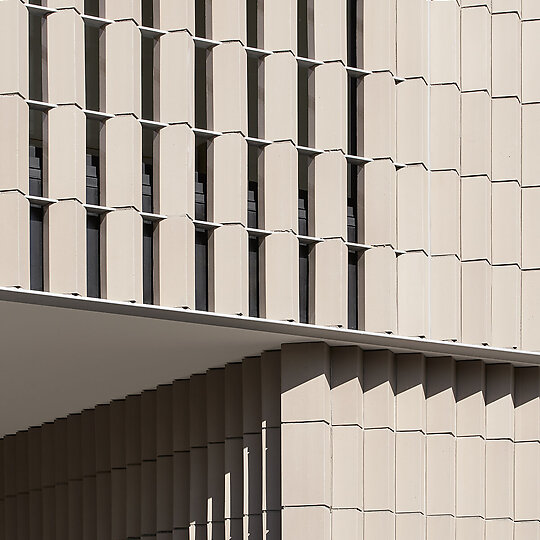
[0,0,539,353]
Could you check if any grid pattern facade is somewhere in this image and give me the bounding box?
[0,0,540,349]
[1,343,539,539]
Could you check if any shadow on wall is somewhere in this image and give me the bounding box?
[0,343,539,539]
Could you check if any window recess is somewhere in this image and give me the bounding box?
[142,128,155,213]
[348,250,358,330]
[30,206,44,291]
[248,236,260,318]
[143,220,154,304]
[29,10,44,102]
[298,242,311,324]
[195,137,208,221]
[86,213,101,298]
[195,228,209,311]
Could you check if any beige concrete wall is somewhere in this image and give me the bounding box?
[0,342,538,539]
[0,1,538,351]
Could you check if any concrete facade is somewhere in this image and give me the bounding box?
[0,0,539,538]
[1,343,539,539]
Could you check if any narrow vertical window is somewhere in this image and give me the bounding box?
[297,0,309,58]
[248,145,259,228]
[142,129,154,213]
[298,154,310,236]
[195,47,208,129]
[143,221,154,304]
[84,0,100,16]
[195,0,207,38]
[347,0,358,68]
[29,109,44,197]
[86,214,101,298]
[195,136,209,310]
[30,206,44,291]
[29,12,43,102]
[142,0,154,28]
[141,35,155,121]
[347,164,358,243]
[86,119,101,205]
[85,22,101,111]
[299,243,310,324]
[247,56,260,139]
[195,230,208,311]
[348,76,359,156]
[195,138,208,221]
[348,251,358,330]
[297,65,311,148]
[249,237,260,317]
[247,0,258,48]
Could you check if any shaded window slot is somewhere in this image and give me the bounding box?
[299,243,310,324]
[195,47,208,129]
[195,138,208,221]
[142,129,154,213]
[86,214,101,298]
[297,0,309,58]
[143,220,154,304]
[142,0,154,28]
[298,154,310,236]
[347,164,358,243]
[142,35,155,121]
[29,109,45,197]
[195,0,207,38]
[248,145,259,228]
[29,12,43,102]
[195,229,209,311]
[30,206,44,292]
[84,0,100,17]
[86,118,101,205]
[85,23,101,111]
[297,65,311,148]
[347,0,358,68]
[247,0,258,48]
[348,76,358,155]
[247,55,260,138]
[348,250,358,330]
[249,236,260,318]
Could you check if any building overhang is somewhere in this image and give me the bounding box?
[0,287,538,437]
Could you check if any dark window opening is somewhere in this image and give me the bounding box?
[348,251,358,330]
[29,109,44,197]
[298,154,310,236]
[348,76,358,156]
[195,47,208,129]
[247,0,258,48]
[29,12,43,102]
[347,0,358,68]
[297,0,309,58]
[30,206,44,292]
[248,145,259,228]
[297,65,311,148]
[142,0,154,28]
[84,0,100,17]
[142,36,155,121]
[195,229,208,310]
[85,24,100,111]
[195,0,207,38]
[247,55,260,138]
[249,236,260,318]
[142,129,154,213]
[143,221,154,304]
[195,138,208,220]
[86,118,101,205]
[347,164,358,243]
[299,243,310,324]
[86,214,101,298]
